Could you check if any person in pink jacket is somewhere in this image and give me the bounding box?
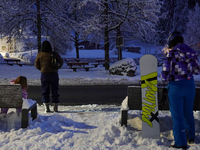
[0,76,28,114]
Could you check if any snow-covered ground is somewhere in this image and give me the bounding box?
[0,49,200,150]
[0,49,145,85]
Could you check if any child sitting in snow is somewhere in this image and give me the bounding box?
[0,76,28,114]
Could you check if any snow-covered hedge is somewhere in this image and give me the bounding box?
[109,58,137,77]
[4,53,10,58]
[9,52,36,63]
[20,53,36,63]
[0,53,3,59]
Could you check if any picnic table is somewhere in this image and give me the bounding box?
[74,58,80,62]
[95,59,106,64]
[95,59,109,67]
[4,58,22,66]
[67,62,94,72]
[67,62,89,68]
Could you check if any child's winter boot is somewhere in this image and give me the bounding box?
[53,103,58,112]
[0,108,8,114]
[44,103,50,113]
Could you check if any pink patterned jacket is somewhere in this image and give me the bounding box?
[22,88,28,99]
[10,79,28,99]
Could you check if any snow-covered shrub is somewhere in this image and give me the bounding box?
[4,53,9,58]
[110,48,118,55]
[20,53,36,63]
[133,58,140,65]
[121,96,129,111]
[9,53,18,58]
[109,58,137,77]
[0,53,3,59]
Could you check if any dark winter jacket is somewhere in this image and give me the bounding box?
[34,41,63,73]
[161,43,200,82]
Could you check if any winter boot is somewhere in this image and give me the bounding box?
[169,145,187,150]
[44,103,50,113]
[0,108,8,114]
[188,139,195,144]
[53,103,58,112]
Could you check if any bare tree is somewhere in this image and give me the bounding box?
[185,3,200,50]
[81,0,160,70]
[156,0,189,46]
[0,0,72,53]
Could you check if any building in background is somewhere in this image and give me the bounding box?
[0,37,17,53]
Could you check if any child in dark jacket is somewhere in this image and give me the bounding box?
[0,76,28,114]
[35,41,63,113]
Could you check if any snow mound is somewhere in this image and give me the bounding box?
[22,98,37,109]
[121,96,129,111]
[109,58,137,77]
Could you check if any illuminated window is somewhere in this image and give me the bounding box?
[2,46,6,50]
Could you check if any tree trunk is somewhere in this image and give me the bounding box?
[36,0,41,53]
[73,2,79,59]
[104,29,110,70]
[117,28,122,60]
[104,1,110,70]
[75,32,79,59]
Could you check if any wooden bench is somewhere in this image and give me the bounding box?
[121,85,200,127]
[71,65,94,72]
[67,62,89,69]
[74,58,80,62]
[84,65,94,71]
[95,59,106,66]
[4,58,22,66]
[90,63,99,68]
[71,66,83,72]
[67,62,95,72]
[0,84,37,128]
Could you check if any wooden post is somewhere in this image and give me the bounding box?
[21,109,29,128]
[36,0,41,52]
[31,104,37,120]
[121,110,128,127]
